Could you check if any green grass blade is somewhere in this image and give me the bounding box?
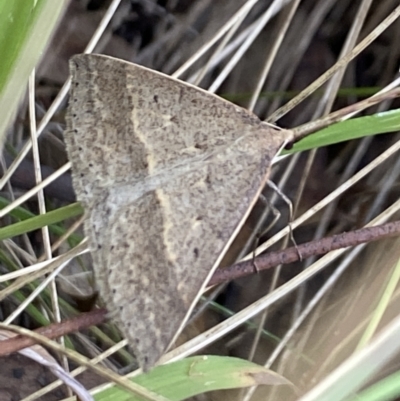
[0,0,66,144]
[284,109,400,154]
[346,370,400,401]
[0,201,83,241]
[95,356,292,401]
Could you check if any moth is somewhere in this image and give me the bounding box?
[64,54,293,371]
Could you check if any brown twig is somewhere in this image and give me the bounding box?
[1,220,399,356]
[0,308,106,356]
[209,220,400,286]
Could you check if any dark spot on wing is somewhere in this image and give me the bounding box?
[178,87,184,102]
[170,115,179,124]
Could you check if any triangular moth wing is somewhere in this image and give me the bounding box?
[64,54,293,370]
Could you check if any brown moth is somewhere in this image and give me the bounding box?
[64,54,293,371]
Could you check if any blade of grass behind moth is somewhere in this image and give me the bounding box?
[0,241,88,302]
[268,4,400,122]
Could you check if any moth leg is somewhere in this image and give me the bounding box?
[245,179,302,271]
[248,181,298,366]
[235,190,281,266]
[258,193,282,238]
[250,194,281,273]
[266,180,302,261]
